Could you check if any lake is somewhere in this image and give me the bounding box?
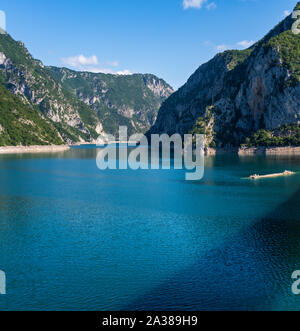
[0,146,300,311]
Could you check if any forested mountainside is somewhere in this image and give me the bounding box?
[48,67,173,137]
[150,3,300,148]
[0,34,173,146]
[0,84,63,146]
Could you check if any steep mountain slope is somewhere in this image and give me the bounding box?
[0,33,173,146]
[150,3,300,148]
[0,34,102,144]
[48,67,173,136]
[0,84,63,146]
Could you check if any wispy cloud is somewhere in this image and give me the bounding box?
[206,2,217,10]
[283,10,291,17]
[183,0,207,10]
[0,10,6,33]
[183,0,216,10]
[204,38,254,53]
[61,54,98,67]
[88,67,132,75]
[216,44,230,52]
[237,40,255,49]
[61,55,132,75]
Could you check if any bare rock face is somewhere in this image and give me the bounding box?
[234,44,300,132]
[48,67,173,136]
[143,74,174,98]
[150,5,300,147]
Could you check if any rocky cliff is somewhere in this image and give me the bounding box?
[48,68,173,137]
[150,3,300,148]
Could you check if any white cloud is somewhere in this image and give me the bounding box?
[183,0,207,10]
[116,69,132,75]
[0,10,6,32]
[203,41,230,52]
[205,38,255,53]
[183,0,217,11]
[61,55,132,75]
[82,67,132,76]
[216,44,230,52]
[206,2,217,10]
[284,10,291,17]
[237,40,255,49]
[61,54,98,67]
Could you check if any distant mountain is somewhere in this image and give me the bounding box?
[48,67,173,137]
[0,34,173,146]
[150,2,300,148]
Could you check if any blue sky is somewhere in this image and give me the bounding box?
[0,0,298,89]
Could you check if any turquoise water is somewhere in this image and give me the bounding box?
[0,146,300,311]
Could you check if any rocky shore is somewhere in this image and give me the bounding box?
[238,146,300,155]
[0,145,70,155]
[205,146,300,156]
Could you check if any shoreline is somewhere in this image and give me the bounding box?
[1,144,300,156]
[0,145,70,155]
[205,146,300,156]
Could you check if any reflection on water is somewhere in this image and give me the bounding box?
[0,147,299,310]
[128,190,300,311]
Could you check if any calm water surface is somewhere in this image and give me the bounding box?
[0,146,300,311]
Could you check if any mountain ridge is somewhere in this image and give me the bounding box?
[0,33,173,146]
[47,66,173,137]
[150,2,300,148]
